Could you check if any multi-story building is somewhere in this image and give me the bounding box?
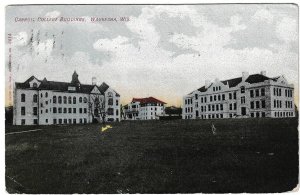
[123,97,166,120]
[182,71,295,119]
[13,71,121,125]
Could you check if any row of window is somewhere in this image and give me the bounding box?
[20,94,119,106]
[185,99,193,105]
[213,86,221,92]
[285,89,293,97]
[274,100,282,108]
[274,112,294,117]
[250,100,266,109]
[195,92,236,104]
[285,101,293,108]
[53,96,88,104]
[250,88,265,98]
[20,118,87,125]
[250,112,266,118]
[21,107,89,115]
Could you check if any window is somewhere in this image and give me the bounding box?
[79,108,82,113]
[80,119,83,124]
[33,107,37,115]
[41,93,43,98]
[251,101,254,109]
[46,109,48,113]
[45,92,48,98]
[241,96,245,104]
[255,89,259,97]
[63,119,67,124]
[210,96,213,102]
[40,103,43,108]
[53,96,57,103]
[73,119,76,124]
[218,95,221,101]
[108,98,113,105]
[73,97,76,104]
[261,88,265,96]
[33,82,38,88]
[21,94,26,102]
[116,100,119,106]
[58,108,62,113]
[21,107,25,115]
[250,90,254,98]
[68,119,72,124]
[84,97,87,103]
[212,105,215,111]
[233,92,236,99]
[64,108,67,113]
[84,108,87,113]
[241,86,245,93]
[59,119,62,124]
[234,103,237,110]
[68,108,72,113]
[195,94,198,100]
[256,101,260,109]
[222,94,225,100]
[108,108,114,115]
[53,107,57,113]
[21,119,25,125]
[216,105,219,111]
[274,100,276,108]
[58,96,62,104]
[229,104,232,110]
[261,100,265,108]
[251,113,254,117]
[220,104,223,110]
[53,119,57,124]
[73,108,76,113]
[46,119,48,123]
[33,94,38,103]
[229,93,232,100]
[256,112,260,118]
[63,96,67,104]
[79,97,83,103]
[214,95,216,101]
[34,119,38,124]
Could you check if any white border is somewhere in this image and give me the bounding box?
[1,0,299,194]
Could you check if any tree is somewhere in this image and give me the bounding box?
[88,93,106,124]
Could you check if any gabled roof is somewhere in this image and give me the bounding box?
[132,97,166,104]
[15,75,118,95]
[194,73,273,94]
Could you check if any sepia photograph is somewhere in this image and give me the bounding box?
[5,3,299,193]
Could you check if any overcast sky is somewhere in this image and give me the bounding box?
[5,4,298,106]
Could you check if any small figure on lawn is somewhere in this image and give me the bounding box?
[211,122,217,135]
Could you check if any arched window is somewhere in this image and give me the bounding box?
[58,96,62,104]
[40,93,43,98]
[63,96,67,104]
[53,96,57,103]
[108,92,113,97]
[45,92,48,98]
[68,96,72,104]
[33,94,38,103]
[33,83,38,88]
[83,97,87,103]
[73,97,76,104]
[79,97,82,103]
[240,86,245,93]
[21,94,26,102]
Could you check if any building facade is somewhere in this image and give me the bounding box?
[13,71,121,125]
[123,97,166,120]
[182,71,295,119]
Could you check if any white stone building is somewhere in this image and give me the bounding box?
[123,97,166,120]
[182,71,295,119]
[13,71,121,125]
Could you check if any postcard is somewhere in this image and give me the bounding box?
[5,4,298,193]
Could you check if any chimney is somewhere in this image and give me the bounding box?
[205,80,211,88]
[260,71,266,76]
[242,71,249,81]
[92,77,97,85]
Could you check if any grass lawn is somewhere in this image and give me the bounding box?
[5,118,298,193]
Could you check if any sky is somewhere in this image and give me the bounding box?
[5,4,298,107]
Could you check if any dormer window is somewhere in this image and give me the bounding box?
[240,86,245,93]
[33,82,38,88]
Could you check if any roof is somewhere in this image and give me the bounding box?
[132,97,166,104]
[194,73,272,94]
[15,74,117,95]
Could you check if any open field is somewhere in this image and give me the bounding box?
[5,118,298,193]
